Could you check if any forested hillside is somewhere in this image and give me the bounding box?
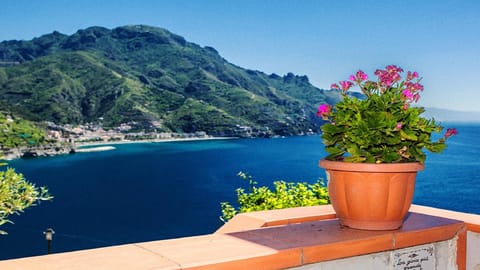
[0,25,339,136]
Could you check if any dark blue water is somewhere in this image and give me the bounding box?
[0,124,478,259]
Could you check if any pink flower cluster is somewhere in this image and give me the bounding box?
[402,70,423,105]
[317,65,458,161]
[331,71,368,92]
[349,70,368,83]
[316,104,331,120]
[374,65,403,87]
[373,65,423,105]
[330,81,353,92]
[319,65,459,133]
[329,65,427,110]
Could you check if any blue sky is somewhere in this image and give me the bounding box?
[1,0,479,111]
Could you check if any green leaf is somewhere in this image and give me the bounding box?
[383,151,401,163]
[325,146,344,155]
[400,130,418,141]
[343,156,367,162]
[346,143,361,156]
[425,142,447,153]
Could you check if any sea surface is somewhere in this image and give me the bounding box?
[0,123,479,259]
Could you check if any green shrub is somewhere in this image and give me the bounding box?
[0,113,52,234]
[220,172,329,222]
[0,167,52,234]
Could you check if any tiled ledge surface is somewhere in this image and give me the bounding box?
[0,205,469,270]
[410,204,480,232]
[215,205,337,234]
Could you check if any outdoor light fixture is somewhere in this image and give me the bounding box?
[43,228,55,254]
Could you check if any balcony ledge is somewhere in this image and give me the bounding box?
[0,204,478,270]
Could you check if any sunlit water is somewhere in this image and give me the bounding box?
[0,123,478,259]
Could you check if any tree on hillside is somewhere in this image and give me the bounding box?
[0,113,46,150]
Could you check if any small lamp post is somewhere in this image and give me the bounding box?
[43,228,55,254]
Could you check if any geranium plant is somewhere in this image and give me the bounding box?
[318,65,457,163]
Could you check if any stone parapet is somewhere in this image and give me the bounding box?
[0,204,478,270]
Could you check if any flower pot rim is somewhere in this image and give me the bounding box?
[319,159,424,173]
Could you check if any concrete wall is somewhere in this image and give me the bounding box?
[291,240,457,270]
[467,231,480,270]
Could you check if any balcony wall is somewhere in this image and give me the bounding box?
[0,204,479,270]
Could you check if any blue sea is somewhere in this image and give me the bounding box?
[0,123,479,260]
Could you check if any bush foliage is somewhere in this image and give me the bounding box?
[220,172,329,222]
[0,168,52,234]
[0,113,52,234]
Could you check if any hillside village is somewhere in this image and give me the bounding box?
[1,116,213,160]
[45,121,212,145]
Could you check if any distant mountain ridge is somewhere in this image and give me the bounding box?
[0,25,339,137]
[424,107,480,123]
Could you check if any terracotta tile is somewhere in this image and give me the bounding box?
[456,228,467,270]
[137,233,300,269]
[229,220,341,250]
[183,249,300,270]
[260,205,336,227]
[302,234,394,263]
[216,205,336,233]
[411,204,480,233]
[465,223,480,232]
[230,218,393,263]
[246,205,335,222]
[0,244,180,270]
[265,212,337,227]
[215,214,267,234]
[401,212,462,230]
[394,212,464,249]
[228,211,465,264]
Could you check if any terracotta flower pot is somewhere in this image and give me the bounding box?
[319,159,424,230]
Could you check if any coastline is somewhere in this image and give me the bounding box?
[75,136,237,148]
[1,136,238,160]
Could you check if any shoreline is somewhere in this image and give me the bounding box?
[75,136,237,148]
[1,136,238,161]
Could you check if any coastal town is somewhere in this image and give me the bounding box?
[1,113,307,160]
[45,121,212,145]
[1,120,220,160]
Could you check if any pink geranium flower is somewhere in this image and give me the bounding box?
[330,83,340,90]
[350,70,368,83]
[402,89,414,100]
[317,104,331,120]
[339,81,353,92]
[445,128,458,138]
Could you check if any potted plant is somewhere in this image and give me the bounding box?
[317,65,457,230]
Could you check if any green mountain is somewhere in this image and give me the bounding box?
[0,25,338,136]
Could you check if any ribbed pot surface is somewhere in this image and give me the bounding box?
[319,159,424,230]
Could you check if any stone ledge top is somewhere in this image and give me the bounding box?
[0,205,469,270]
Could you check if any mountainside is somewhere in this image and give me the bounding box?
[0,25,338,136]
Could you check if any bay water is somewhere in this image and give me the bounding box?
[0,123,478,259]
